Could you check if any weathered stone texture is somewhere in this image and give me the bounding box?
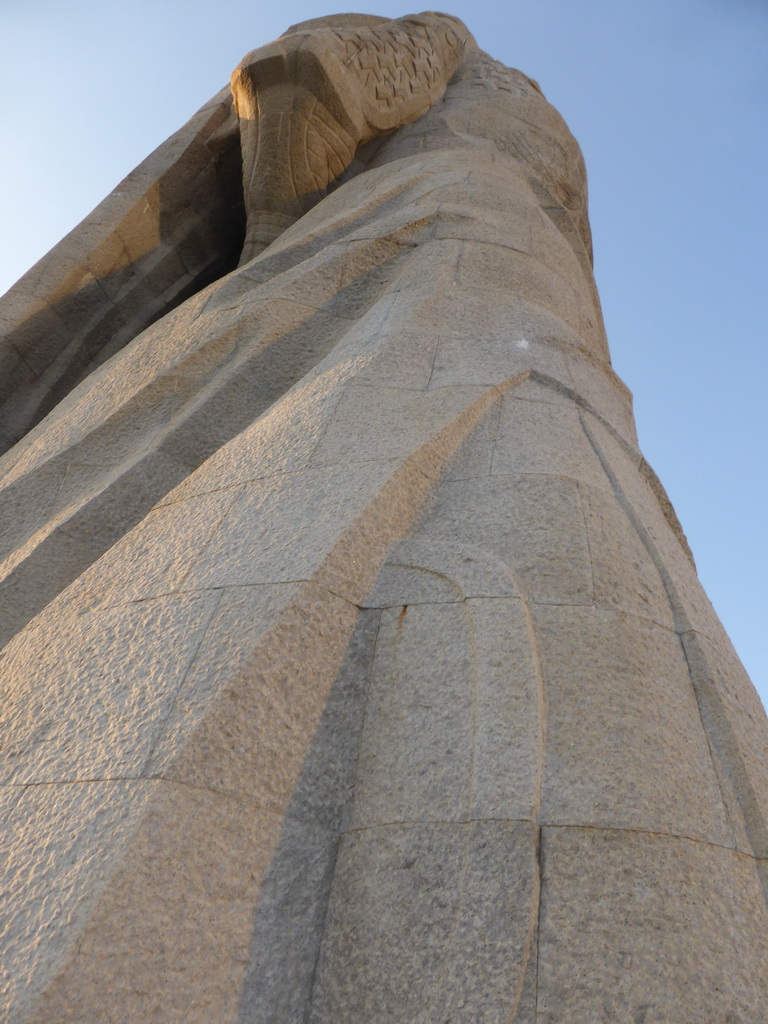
[1,11,767,1023]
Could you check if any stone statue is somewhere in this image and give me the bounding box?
[1,13,767,1023]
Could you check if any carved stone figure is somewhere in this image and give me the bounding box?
[2,13,767,1023]
[231,13,468,261]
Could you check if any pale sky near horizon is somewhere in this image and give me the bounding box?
[2,0,766,704]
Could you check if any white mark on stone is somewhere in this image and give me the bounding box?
[516,337,530,349]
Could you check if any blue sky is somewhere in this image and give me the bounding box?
[1,0,766,704]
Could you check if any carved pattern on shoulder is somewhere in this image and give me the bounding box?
[327,22,464,113]
[469,55,539,97]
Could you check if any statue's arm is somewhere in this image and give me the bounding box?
[0,87,243,455]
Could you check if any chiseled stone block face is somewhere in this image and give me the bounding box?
[150,589,375,825]
[19,782,318,1024]
[534,603,734,845]
[312,384,489,467]
[0,780,156,1021]
[186,460,401,589]
[65,486,244,607]
[678,625,768,859]
[410,471,594,605]
[309,821,538,1024]
[562,351,637,445]
[350,595,542,829]
[536,826,768,1023]
[0,590,221,785]
[490,384,612,493]
[350,600,478,826]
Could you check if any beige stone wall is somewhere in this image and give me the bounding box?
[1,15,767,1023]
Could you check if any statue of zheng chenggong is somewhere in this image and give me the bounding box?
[1,12,768,1023]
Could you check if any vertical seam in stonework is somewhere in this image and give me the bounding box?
[677,628,768,899]
[341,608,384,837]
[486,390,505,476]
[300,836,341,1024]
[465,598,480,819]
[51,462,73,511]
[675,633,743,853]
[512,575,548,1024]
[7,338,36,376]
[575,408,738,836]
[248,118,262,208]
[140,587,226,776]
[301,96,314,197]
[305,386,349,470]
[173,485,246,592]
[575,479,596,604]
[331,241,351,317]
[529,368,693,567]
[490,387,504,442]
[512,571,548,837]
[454,237,465,285]
[577,407,768,899]
[426,332,441,388]
[531,823,544,1024]
[427,596,480,1015]
[304,608,384,1022]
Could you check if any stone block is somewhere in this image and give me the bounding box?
[364,537,521,607]
[585,414,717,635]
[455,237,587,339]
[0,449,194,640]
[0,779,156,1023]
[0,343,33,420]
[185,461,395,589]
[438,394,500,480]
[15,780,322,1024]
[517,293,596,361]
[309,820,538,1023]
[161,369,347,503]
[579,478,676,627]
[681,625,768,857]
[0,589,221,784]
[536,826,768,1023]
[434,199,534,252]
[226,814,339,1023]
[426,301,573,390]
[350,600,476,826]
[145,582,362,814]
[0,459,71,553]
[342,325,439,389]
[312,383,487,468]
[491,379,613,493]
[334,237,412,320]
[64,486,243,607]
[563,349,637,444]
[83,230,136,301]
[149,589,378,832]
[0,528,105,649]
[410,472,593,605]
[350,595,542,827]
[533,603,733,845]
[0,298,68,379]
